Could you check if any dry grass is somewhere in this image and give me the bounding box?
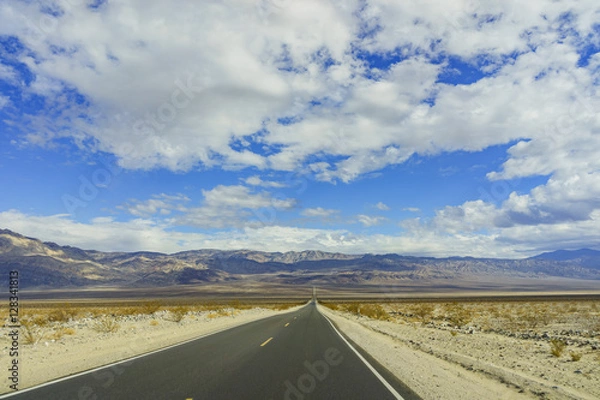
[325,299,600,341]
[50,327,76,340]
[550,339,566,357]
[164,306,190,323]
[92,317,120,333]
[140,301,162,315]
[22,326,45,345]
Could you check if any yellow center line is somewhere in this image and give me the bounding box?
[260,337,273,347]
[284,322,290,327]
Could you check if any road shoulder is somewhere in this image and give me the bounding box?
[318,304,533,400]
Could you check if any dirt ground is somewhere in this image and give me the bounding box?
[320,300,600,400]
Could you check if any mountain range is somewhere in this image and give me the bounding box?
[1,229,599,289]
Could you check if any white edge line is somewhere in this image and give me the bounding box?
[0,307,302,399]
[318,307,405,400]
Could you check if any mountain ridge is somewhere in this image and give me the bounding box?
[1,228,599,288]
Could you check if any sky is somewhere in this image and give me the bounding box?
[1,0,600,258]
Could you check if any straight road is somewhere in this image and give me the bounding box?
[3,302,421,400]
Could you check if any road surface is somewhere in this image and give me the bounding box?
[3,302,421,400]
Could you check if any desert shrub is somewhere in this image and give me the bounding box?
[343,303,360,315]
[570,352,582,361]
[450,330,458,337]
[228,300,252,310]
[93,317,120,333]
[149,320,159,326]
[550,339,566,357]
[413,304,435,321]
[359,304,389,320]
[22,327,45,345]
[165,306,189,323]
[445,304,472,327]
[22,314,50,327]
[47,308,78,323]
[115,306,140,316]
[50,327,76,340]
[140,301,162,315]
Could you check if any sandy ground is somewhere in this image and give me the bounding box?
[319,304,600,400]
[0,306,301,394]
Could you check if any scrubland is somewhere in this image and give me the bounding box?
[322,299,600,400]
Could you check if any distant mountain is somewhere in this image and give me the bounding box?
[531,249,600,267]
[1,228,599,288]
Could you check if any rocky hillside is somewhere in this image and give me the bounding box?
[0,229,599,288]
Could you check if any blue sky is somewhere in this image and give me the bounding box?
[1,0,600,257]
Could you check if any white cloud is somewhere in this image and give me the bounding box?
[0,95,8,109]
[403,207,420,213]
[243,175,286,188]
[0,63,17,84]
[3,0,598,184]
[2,0,600,256]
[119,193,190,218]
[356,214,387,227]
[301,207,339,217]
[172,185,296,229]
[375,202,390,211]
[2,208,600,257]
[0,209,512,256]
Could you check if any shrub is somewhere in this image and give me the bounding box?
[323,303,339,311]
[22,327,44,345]
[570,352,582,362]
[413,304,435,321]
[344,303,360,315]
[359,304,389,320]
[165,306,189,323]
[149,320,159,326]
[446,304,472,327]
[93,317,120,333]
[48,308,78,323]
[140,301,162,315]
[228,300,252,310]
[550,339,566,357]
[50,327,76,340]
[22,315,49,328]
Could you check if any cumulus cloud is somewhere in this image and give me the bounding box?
[3,0,598,182]
[118,193,190,218]
[356,214,387,227]
[171,185,296,229]
[2,1,600,255]
[301,207,339,217]
[243,175,286,188]
[0,209,522,256]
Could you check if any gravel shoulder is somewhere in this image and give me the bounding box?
[319,304,599,400]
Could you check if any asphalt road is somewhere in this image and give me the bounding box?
[3,302,421,400]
